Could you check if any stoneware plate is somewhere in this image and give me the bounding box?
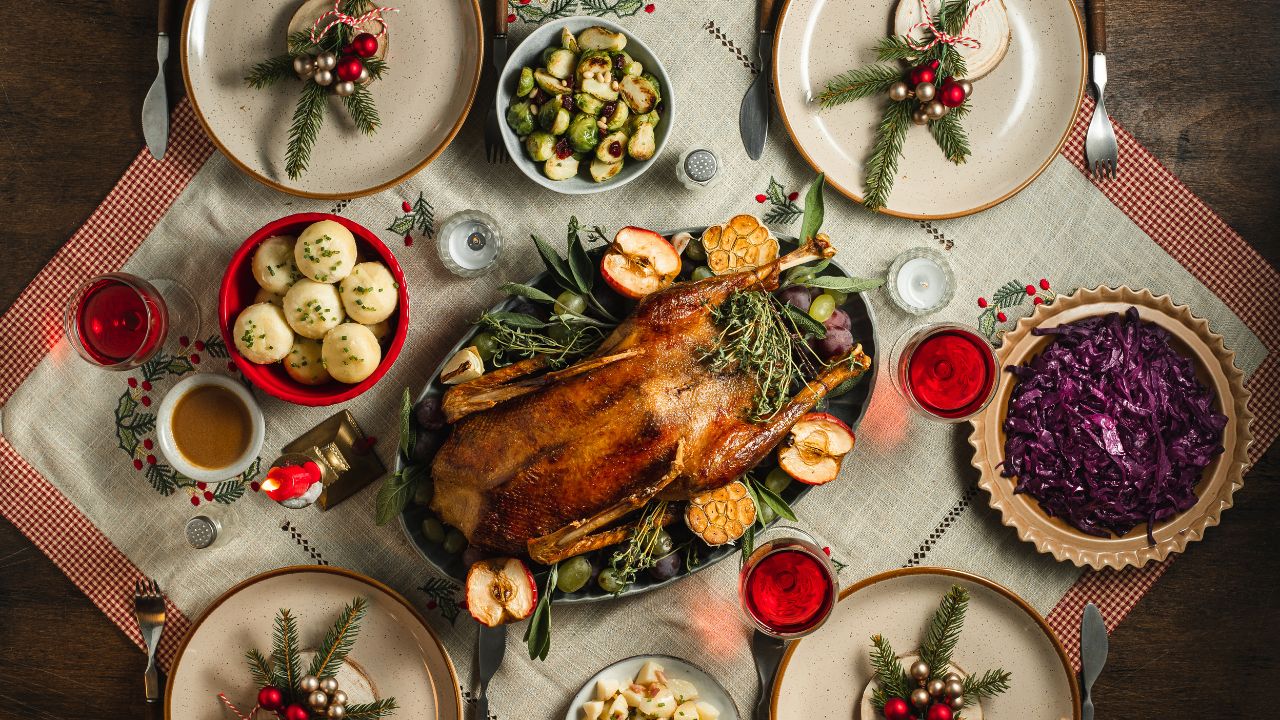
[165,566,462,720]
[181,0,482,198]
[968,286,1254,570]
[773,0,1086,218]
[563,655,740,720]
[772,567,1079,720]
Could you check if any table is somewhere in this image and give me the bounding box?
[1,0,1276,717]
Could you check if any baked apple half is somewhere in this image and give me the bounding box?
[777,412,855,485]
[600,227,681,299]
[465,557,538,627]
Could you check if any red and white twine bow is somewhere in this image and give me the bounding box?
[905,0,995,52]
[217,693,263,720]
[310,0,398,44]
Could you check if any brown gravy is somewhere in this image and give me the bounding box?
[171,384,252,469]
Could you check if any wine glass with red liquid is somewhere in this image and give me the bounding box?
[890,323,999,423]
[63,273,198,370]
[739,526,839,639]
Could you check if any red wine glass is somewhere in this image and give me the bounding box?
[63,273,199,370]
[890,323,999,423]
[739,526,839,640]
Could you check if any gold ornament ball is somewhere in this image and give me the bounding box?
[307,690,329,710]
[293,55,315,78]
[944,680,964,699]
[334,80,356,97]
[915,82,936,102]
[357,66,371,84]
[911,688,931,708]
[331,690,348,706]
[927,678,946,697]
[911,108,929,126]
[942,673,962,685]
[327,704,347,719]
[957,80,974,98]
[924,100,947,120]
[949,695,965,711]
[888,82,911,102]
[319,677,340,694]
[315,52,338,71]
[300,676,321,693]
[313,69,335,87]
[909,660,931,682]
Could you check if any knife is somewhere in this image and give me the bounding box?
[750,630,786,720]
[1079,603,1108,720]
[490,0,507,84]
[738,0,779,161]
[475,623,506,720]
[141,0,170,159]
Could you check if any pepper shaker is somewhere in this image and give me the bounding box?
[676,147,721,189]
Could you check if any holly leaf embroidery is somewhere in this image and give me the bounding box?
[387,214,415,236]
[978,310,997,339]
[766,177,787,205]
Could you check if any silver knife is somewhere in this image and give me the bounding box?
[1079,603,1108,720]
[738,0,779,161]
[475,623,506,720]
[750,630,786,720]
[141,0,171,159]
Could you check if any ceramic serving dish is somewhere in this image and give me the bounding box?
[218,213,409,406]
[496,17,675,195]
[968,286,1254,570]
[563,655,740,720]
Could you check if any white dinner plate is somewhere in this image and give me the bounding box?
[165,566,461,720]
[773,0,1086,218]
[564,655,740,720]
[772,567,1079,720]
[181,0,482,198]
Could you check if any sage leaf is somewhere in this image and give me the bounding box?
[523,564,557,661]
[374,470,415,526]
[501,283,558,305]
[802,275,886,293]
[484,311,546,329]
[531,234,574,289]
[799,173,826,243]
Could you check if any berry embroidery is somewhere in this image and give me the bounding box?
[758,177,803,226]
[975,279,1056,341]
[387,191,436,245]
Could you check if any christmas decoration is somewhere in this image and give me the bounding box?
[975,278,1056,341]
[816,0,1000,210]
[867,585,1011,719]
[244,0,398,180]
[259,686,285,711]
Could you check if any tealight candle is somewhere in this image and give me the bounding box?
[886,247,955,315]
[437,209,502,278]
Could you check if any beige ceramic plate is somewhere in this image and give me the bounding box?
[181,0,482,198]
[165,566,461,720]
[968,287,1254,570]
[773,0,1086,218]
[772,567,1079,720]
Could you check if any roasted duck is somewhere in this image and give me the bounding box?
[430,235,871,564]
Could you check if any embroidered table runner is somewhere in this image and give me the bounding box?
[2,3,1277,716]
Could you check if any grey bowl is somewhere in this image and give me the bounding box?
[495,17,675,195]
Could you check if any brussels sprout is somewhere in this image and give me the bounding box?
[547,48,576,79]
[642,73,663,99]
[619,74,658,113]
[627,122,656,160]
[567,112,600,153]
[624,60,644,76]
[577,51,612,80]
[578,26,627,52]
[560,27,580,54]
[540,47,558,65]
[544,154,580,180]
[505,101,535,136]
[604,101,630,131]
[589,157,623,183]
[525,131,556,161]
[595,131,627,162]
[574,92,605,115]
[538,102,570,134]
[627,110,659,133]
[515,67,534,97]
[533,68,571,94]
[580,76,618,101]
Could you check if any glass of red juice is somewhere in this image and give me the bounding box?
[890,323,999,422]
[63,273,195,370]
[739,527,839,639]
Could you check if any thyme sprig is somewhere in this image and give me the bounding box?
[607,500,671,591]
[477,312,607,368]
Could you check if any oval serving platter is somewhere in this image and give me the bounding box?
[398,230,879,603]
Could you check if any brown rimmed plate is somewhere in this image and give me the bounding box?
[968,286,1254,570]
[164,566,461,720]
[181,0,482,199]
[771,567,1079,720]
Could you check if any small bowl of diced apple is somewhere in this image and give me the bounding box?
[566,656,737,720]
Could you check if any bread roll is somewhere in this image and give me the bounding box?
[233,303,293,364]
[295,220,357,282]
[339,261,399,324]
[252,235,301,294]
[322,323,382,384]
[284,337,332,385]
[283,279,344,340]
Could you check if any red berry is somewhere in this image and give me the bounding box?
[554,137,572,159]
[203,491,214,501]
[822,546,832,556]
[179,336,190,347]
[506,12,516,22]
[755,194,767,203]
[1034,296,1044,305]
[883,698,912,720]
[788,191,799,201]
[190,354,200,364]
[250,481,261,492]
[197,481,208,490]
[404,236,414,247]
[227,361,237,372]
[258,686,284,711]
[133,459,144,470]
[926,703,953,720]
[427,600,438,609]
[142,381,152,391]
[191,496,200,506]
[977,297,988,308]
[351,32,379,58]
[143,438,153,450]
[147,455,157,465]
[1040,278,1050,290]
[519,0,530,4]
[1025,284,1036,295]
[997,311,1008,322]
[402,200,412,212]
[128,377,138,388]
[336,55,364,82]
[194,340,205,351]
[141,396,152,407]
[644,3,655,11]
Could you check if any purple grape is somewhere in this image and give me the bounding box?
[813,328,853,359]
[412,431,442,463]
[776,286,812,313]
[648,551,682,581]
[461,546,488,567]
[825,309,851,332]
[415,396,446,431]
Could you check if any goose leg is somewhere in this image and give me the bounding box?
[442,348,644,422]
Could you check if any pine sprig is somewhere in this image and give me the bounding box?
[244,648,274,689]
[863,100,913,210]
[961,668,1013,705]
[929,103,971,163]
[874,35,923,63]
[288,30,317,55]
[344,699,400,720]
[285,81,327,180]
[363,57,389,80]
[272,609,303,695]
[919,584,968,673]
[246,54,296,89]
[341,83,382,135]
[869,634,911,710]
[817,64,903,108]
[307,596,368,679]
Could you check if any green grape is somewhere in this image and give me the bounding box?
[443,529,466,554]
[758,502,777,524]
[809,293,836,323]
[654,529,674,556]
[684,239,707,263]
[547,321,574,344]
[691,266,714,280]
[554,291,587,316]
[597,567,627,594]
[822,289,848,306]
[421,517,446,544]
[412,480,433,507]
[765,467,792,494]
[556,556,592,593]
[471,332,498,362]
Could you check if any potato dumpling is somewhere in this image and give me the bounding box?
[283,279,344,340]
[252,235,300,294]
[338,261,398,324]
[364,319,391,340]
[295,220,357,283]
[253,287,285,307]
[284,337,332,386]
[321,323,382,384]
[233,303,293,364]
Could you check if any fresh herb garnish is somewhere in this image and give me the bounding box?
[523,563,557,661]
[606,500,671,591]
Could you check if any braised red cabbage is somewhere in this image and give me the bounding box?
[1001,307,1226,540]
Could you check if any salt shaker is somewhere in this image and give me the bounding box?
[185,515,222,549]
[676,148,721,189]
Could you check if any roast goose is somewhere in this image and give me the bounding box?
[430,234,871,564]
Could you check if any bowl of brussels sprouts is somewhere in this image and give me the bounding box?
[497,17,674,194]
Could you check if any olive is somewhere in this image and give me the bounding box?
[443,529,466,554]
[547,320,575,344]
[653,529,675,556]
[597,567,627,594]
[411,431,441,464]
[554,291,587,316]
[809,293,836,323]
[412,478,433,506]
[421,517,446,544]
[557,556,592,593]
[471,332,499,361]
[649,551,681,581]
[765,466,792,495]
[684,240,707,263]
[691,266,714,281]
[825,309,851,332]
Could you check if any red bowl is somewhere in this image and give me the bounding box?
[218,213,410,406]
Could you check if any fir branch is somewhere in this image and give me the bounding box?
[817,64,903,108]
[288,30,317,55]
[874,35,922,63]
[862,100,913,210]
[307,596,368,679]
[929,106,970,164]
[363,56,388,80]
[344,698,400,720]
[272,609,303,695]
[244,649,274,689]
[341,83,382,135]
[961,668,1012,705]
[286,82,327,180]
[246,54,296,89]
[919,584,968,673]
[869,634,910,710]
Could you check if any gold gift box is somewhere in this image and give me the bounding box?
[278,409,386,510]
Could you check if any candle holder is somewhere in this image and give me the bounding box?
[436,209,502,278]
[885,247,955,316]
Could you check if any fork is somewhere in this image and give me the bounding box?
[134,578,167,704]
[1084,0,1117,179]
[483,0,509,164]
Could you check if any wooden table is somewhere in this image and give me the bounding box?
[1,0,1276,716]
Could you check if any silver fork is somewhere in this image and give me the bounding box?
[134,578,167,704]
[483,0,510,164]
[1084,0,1117,179]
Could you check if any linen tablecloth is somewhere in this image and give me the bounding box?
[2,2,1277,717]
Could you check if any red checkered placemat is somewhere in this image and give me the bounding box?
[0,95,1275,673]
